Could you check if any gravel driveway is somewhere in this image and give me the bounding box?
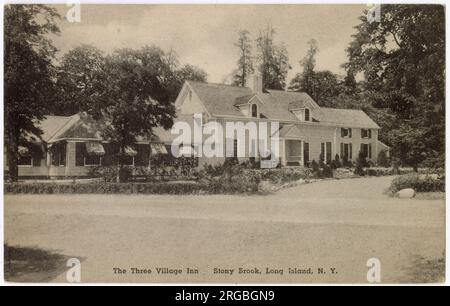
[4,176,445,283]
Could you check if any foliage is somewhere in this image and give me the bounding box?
[55,45,106,115]
[332,154,342,169]
[390,174,445,193]
[345,5,445,169]
[377,150,390,167]
[289,40,342,107]
[89,155,199,182]
[354,151,366,176]
[90,47,177,181]
[4,182,209,195]
[232,30,254,86]
[4,4,60,182]
[309,159,333,178]
[256,26,291,90]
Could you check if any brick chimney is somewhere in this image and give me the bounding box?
[246,73,263,93]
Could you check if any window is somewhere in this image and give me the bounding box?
[51,142,66,166]
[18,156,32,166]
[251,104,258,118]
[304,109,310,121]
[326,142,332,164]
[18,146,33,166]
[320,143,325,161]
[320,142,332,163]
[341,128,352,138]
[360,143,372,159]
[361,129,372,139]
[303,142,309,163]
[340,143,353,160]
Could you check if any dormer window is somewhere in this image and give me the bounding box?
[251,104,258,118]
[304,108,310,121]
[292,108,310,122]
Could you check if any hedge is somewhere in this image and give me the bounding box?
[4,180,263,195]
[389,174,445,193]
[5,182,206,195]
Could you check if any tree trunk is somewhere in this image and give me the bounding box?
[6,120,19,182]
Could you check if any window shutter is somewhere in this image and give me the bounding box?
[368,129,372,139]
[349,143,352,159]
[341,128,344,137]
[349,128,352,138]
[369,144,372,158]
[340,143,343,157]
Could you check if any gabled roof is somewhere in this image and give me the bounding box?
[186,81,380,129]
[187,81,253,117]
[34,115,79,142]
[312,108,380,129]
[234,94,257,106]
[53,114,104,142]
[277,125,303,139]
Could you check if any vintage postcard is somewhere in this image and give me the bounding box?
[2,3,446,286]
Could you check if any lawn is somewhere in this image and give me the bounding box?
[4,176,445,283]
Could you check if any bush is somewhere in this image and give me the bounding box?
[309,159,333,178]
[354,151,366,176]
[377,150,390,167]
[389,174,445,193]
[321,164,333,178]
[4,180,259,195]
[332,154,342,169]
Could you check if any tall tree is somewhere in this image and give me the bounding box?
[291,39,319,95]
[256,26,291,90]
[232,30,254,86]
[55,45,107,115]
[289,40,342,106]
[345,4,445,169]
[92,46,176,181]
[4,4,60,182]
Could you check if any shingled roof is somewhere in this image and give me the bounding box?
[186,81,379,129]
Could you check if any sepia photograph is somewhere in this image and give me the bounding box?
[2,2,446,286]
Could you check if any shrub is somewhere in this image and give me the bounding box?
[4,180,259,195]
[89,166,119,182]
[354,151,366,176]
[377,150,390,167]
[333,154,342,169]
[342,155,351,168]
[310,159,320,177]
[389,174,445,193]
[321,164,333,178]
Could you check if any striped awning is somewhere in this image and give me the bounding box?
[150,143,168,155]
[85,142,105,156]
[124,146,138,157]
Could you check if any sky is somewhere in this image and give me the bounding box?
[50,4,367,84]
